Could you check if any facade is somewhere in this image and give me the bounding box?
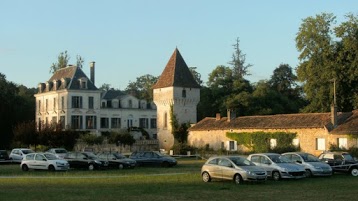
[35,62,157,138]
[188,107,358,156]
[153,48,200,150]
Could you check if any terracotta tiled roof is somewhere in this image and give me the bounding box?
[330,110,358,134]
[189,112,353,131]
[153,48,200,89]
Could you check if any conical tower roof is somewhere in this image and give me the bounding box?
[153,48,200,89]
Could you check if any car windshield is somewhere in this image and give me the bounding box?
[113,153,126,159]
[229,157,254,166]
[22,150,34,154]
[55,149,67,154]
[85,153,98,160]
[343,153,354,161]
[268,155,290,163]
[301,154,320,162]
[44,153,58,160]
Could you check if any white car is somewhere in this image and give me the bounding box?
[247,153,306,180]
[21,153,70,171]
[9,148,34,163]
[46,148,68,159]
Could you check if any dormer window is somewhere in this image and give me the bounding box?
[78,78,88,89]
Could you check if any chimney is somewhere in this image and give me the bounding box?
[331,104,337,128]
[90,61,95,85]
[216,113,221,120]
[227,109,236,122]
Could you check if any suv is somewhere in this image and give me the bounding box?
[318,152,358,176]
[9,148,34,163]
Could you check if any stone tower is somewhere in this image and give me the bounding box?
[153,48,200,150]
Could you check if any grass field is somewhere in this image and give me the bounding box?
[0,158,357,201]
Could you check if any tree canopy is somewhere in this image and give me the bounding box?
[296,13,358,112]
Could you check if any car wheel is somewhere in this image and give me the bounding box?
[118,164,124,169]
[234,174,243,185]
[48,165,56,171]
[305,169,312,177]
[350,167,358,176]
[161,161,170,167]
[272,171,281,181]
[202,172,211,182]
[88,164,95,171]
[22,164,29,171]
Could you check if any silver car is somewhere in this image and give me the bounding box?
[283,152,332,177]
[247,153,306,181]
[9,148,34,163]
[201,156,267,184]
[21,153,69,171]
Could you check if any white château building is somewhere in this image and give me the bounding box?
[153,48,201,150]
[34,62,157,138]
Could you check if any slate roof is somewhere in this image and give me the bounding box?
[153,48,201,89]
[189,112,355,132]
[101,89,127,100]
[44,65,97,91]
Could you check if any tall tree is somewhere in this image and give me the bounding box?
[50,51,70,73]
[229,37,252,79]
[125,74,158,101]
[189,67,203,86]
[296,13,358,112]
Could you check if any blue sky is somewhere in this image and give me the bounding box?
[0,0,357,89]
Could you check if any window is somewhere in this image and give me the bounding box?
[100,118,109,128]
[107,100,112,108]
[52,116,57,124]
[35,154,45,161]
[182,89,186,98]
[270,139,277,149]
[72,96,83,108]
[38,100,41,113]
[61,97,64,109]
[139,118,148,128]
[53,98,56,110]
[292,138,300,147]
[127,119,133,128]
[338,138,348,149]
[111,118,121,129]
[316,138,326,151]
[60,116,65,129]
[86,116,97,129]
[150,118,157,129]
[164,112,168,129]
[71,115,83,129]
[101,102,106,108]
[88,97,94,109]
[128,100,132,108]
[250,155,260,163]
[227,141,237,151]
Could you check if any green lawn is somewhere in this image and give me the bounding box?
[0,159,357,201]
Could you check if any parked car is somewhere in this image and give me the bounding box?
[46,148,68,159]
[318,152,358,176]
[64,152,109,170]
[201,156,267,184]
[21,153,69,171]
[247,153,306,180]
[282,152,332,177]
[129,151,177,167]
[97,152,136,169]
[9,148,35,163]
[0,150,11,163]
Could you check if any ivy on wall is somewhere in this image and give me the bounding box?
[226,131,299,153]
